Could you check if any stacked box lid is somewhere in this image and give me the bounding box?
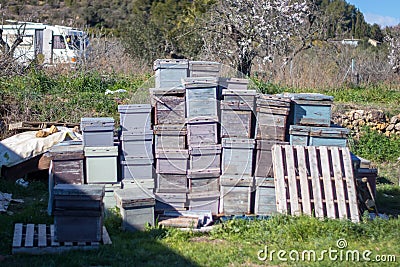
[53,184,104,242]
[118,104,152,132]
[255,94,291,141]
[154,59,189,89]
[81,117,115,147]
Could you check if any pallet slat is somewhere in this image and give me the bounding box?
[38,224,47,247]
[12,223,23,248]
[272,145,360,222]
[25,224,34,248]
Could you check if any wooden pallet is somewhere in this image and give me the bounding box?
[12,223,112,255]
[272,145,360,222]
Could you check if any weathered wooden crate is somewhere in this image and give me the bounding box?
[221,89,256,110]
[219,176,254,215]
[220,108,254,138]
[155,192,187,211]
[219,78,249,90]
[272,145,360,222]
[80,117,114,147]
[188,176,220,193]
[84,147,118,184]
[49,144,84,185]
[189,144,221,172]
[289,125,349,147]
[118,104,152,132]
[154,59,189,88]
[156,174,188,193]
[221,138,255,176]
[283,93,333,126]
[155,149,189,175]
[122,178,155,191]
[120,156,155,180]
[184,77,219,121]
[151,88,186,125]
[120,131,153,157]
[53,184,105,210]
[187,118,219,146]
[189,61,220,77]
[255,94,291,140]
[12,224,111,255]
[187,191,220,214]
[154,124,187,150]
[254,177,277,215]
[114,188,156,231]
[254,140,289,178]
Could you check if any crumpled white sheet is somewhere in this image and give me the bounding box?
[0,127,81,168]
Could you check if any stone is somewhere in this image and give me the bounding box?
[390,115,400,124]
[395,123,400,131]
[386,124,395,131]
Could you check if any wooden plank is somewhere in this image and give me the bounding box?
[102,226,112,245]
[272,145,287,213]
[296,146,311,215]
[308,147,324,218]
[331,147,348,219]
[38,224,47,247]
[50,225,59,247]
[25,224,34,248]
[285,145,300,216]
[12,223,23,248]
[319,146,336,219]
[342,148,360,222]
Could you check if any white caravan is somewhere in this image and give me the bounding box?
[1,21,89,65]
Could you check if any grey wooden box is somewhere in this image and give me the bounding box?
[84,146,118,184]
[220,184,253,215]
[289,125,349,147]
[187,118,219,146]
[221,107,254,138]
[118,104,152,132]
[103,183,122,210]
[154,124,187,150]
[155,149,189,175]
[254,177,277,215]
[189,61,221,77]
[156,174,188,193]
[221,89,256,111]
[189,144,221,172]
[49,144,84,185]
[221,138,255,176]
[154,59,189,88]
[155,192,188,211]
[184,77,219,120]
[254,140,289,178]
[283,93,333,126]
[81,117,114,147]
[120,156,155,180]
[224,78,249,90]
[120,132,153,157]
[187,191,220,214]
[53,184,105,210]
[189,176,220,193]
[122,178,155,191]
[151,88,186,125]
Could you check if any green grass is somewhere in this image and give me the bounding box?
[0,179,399,266]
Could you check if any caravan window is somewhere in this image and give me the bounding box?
[66,35,81,50]
[53,35,66,49]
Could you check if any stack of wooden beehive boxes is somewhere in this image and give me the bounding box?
[80,117,119,208]
[185,77,221,214]
[118,104,154,191]
[253,95,291,215]
[153,59,189,211]
[219,79,257,215]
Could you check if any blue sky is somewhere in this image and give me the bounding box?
[346,0,400,27]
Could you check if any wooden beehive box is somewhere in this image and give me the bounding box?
[118,104,152,132]
[189,61,221,77]
[120,131,153,157]
[155,192,188,211]
[254,177,277,215]
[187,169,220,193]
[49,144,84,185]
[219,175,254,215]
[284,93,333,126]
[187,191,220,214]
[289,125,349,147]
[151,88,186,125]
[255,94,291,141]
[184,77,219,121]
[154,59,189,88]
[156,174,188,193]
[186,118,219,146]
[84,146,118,184]
[154,124,187,150]
[254,140,289,178]
[120,156,155,180]
[155,149,189,175]
[221,138,255,176]
[188,144,221,172]
[80,117,115,147]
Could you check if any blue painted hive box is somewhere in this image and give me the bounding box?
[289,125,350,147]
[284,93,333,126]
[153,59,189,89]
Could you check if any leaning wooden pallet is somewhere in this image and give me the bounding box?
[272,144,360,223]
